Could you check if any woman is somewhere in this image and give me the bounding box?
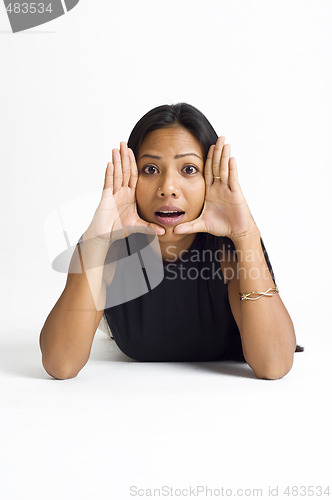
[39,103,301,380]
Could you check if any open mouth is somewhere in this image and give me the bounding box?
[155,211,185,218]
[154,211,185,226]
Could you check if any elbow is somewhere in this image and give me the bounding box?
[252,356,294,380]
[246,346,295,380]
[41,356,82,380]
[244,329,297,380]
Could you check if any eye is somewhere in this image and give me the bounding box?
[183,164,198,175]
[142,164,159,175]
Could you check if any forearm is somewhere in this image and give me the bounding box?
[231,228,296,379]
[39,235,111,379]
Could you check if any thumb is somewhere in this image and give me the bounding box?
[147,222,166,236]
[173,218,206,235]
[137,218,166,236]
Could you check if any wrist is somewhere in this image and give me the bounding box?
[230,225,260,249]
[80,232,111,270]
[83,229,113,247]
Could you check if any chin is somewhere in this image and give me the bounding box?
[157,226,185,241]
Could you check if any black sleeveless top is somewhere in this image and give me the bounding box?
[103,232,276,362]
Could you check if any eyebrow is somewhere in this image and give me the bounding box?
[138,152,202,161]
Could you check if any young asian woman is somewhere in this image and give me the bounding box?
[39,103,303,380]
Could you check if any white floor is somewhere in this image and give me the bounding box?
[1,2,330,498]
[1,326,330,500]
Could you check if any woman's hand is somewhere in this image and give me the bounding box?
[173,136,258,241]
[84,142,166,244]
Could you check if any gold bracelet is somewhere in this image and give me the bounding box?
[239,286,279,301]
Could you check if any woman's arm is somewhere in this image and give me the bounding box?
[173,136,297,379]
[222,228,296,380]
[39,144,165,380]
[39,235,110,380]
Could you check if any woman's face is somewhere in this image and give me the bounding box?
[136,126,206,241]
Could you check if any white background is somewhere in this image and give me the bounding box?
[0,1,331,499]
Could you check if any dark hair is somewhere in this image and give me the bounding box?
[127,103,218,161]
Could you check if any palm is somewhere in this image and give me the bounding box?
[174,137,256,239]
[197,183,252,238]
[86,143,165,242]
[111,186,155,235]
[94,186,135,237]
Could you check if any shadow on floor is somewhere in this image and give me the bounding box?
[1,332,255,380]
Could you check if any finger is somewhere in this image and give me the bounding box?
[228,157,240,191]
[128,148,139,190]
[212,136,225,180]
[147,222,166,236]
[131,219,166,236]
[220,143,231,184]
[103,162,114,191]
[112,148,122,192]
[173,219,206,235]
[204,145,215,187]
[127,222,166,237]
[120,141,130,187]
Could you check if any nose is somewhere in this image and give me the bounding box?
[157,172,180,198]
